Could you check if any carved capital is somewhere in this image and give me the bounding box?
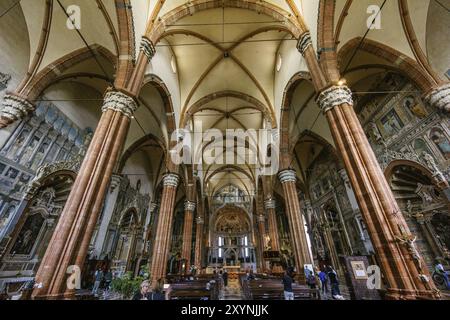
[424,83,450,113]
[1,94,35,124]
[296,32,312,56]
[264,199,276,210]
[149,202,157,213]
[196,216,204,225]
[257,215,266,223]
[140,37,156,61]
[102,91,138,118]
[163,173,180,188]
[110,174,123,193]
[317,85,353,113]
[278,169,297,184]
[184,200,196,212]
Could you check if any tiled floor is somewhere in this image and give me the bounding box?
[222,279,243,300]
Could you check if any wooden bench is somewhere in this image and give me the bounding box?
[242,278,320,300]
[168,280,219,300]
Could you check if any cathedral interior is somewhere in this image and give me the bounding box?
[0,0,449,301]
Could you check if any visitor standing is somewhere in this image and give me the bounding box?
[318,268,328,296]
[282,267,295,300]
[132,280,151,300]
[223,270,229,287]
[92,268,104,296]
[327,266,343,300]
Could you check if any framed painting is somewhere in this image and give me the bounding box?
[351,260,368,280]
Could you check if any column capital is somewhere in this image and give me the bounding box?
[296,32,312,56]
[257,215,266,223]
[424,83,450,112]
[196,216,204,225]
[140,37,156,61]
[278,169,297,184]
[316,85,354,113]
[184,200,196,212]
[102,90,138,118]
[163,173,180,188]
[304,199,313,208]
[264,199,276,210]
[110,174,123,193]
[1,93,35,124]
[149,202,157,213]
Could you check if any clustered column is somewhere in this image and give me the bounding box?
[181,200,196,273]
[264,199,280,252]
[194,216,204,270]
[256,215,267,272]
[0,93,35,128]
[316,85,440,300]
[150,173,180,286]
[32,90,138,300]
[278,170,312,281]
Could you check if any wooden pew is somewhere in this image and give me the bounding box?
[168,280,219,300]
[242,278,320,300]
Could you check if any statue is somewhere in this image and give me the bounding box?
[422,152,441,174]
[264,235,272,251]
[397,234,422,271]
[430,128,450,160]
[369,122,383,143]
[403,95,427,119]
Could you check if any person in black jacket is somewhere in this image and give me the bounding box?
[223,270,229,287]
[132,280,151,300]
[282,267,295,300]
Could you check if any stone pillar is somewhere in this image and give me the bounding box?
[0,93,35,128]
[317,85,440,300]
[320,206,342,272]
[92,174,123,258]
[331,192,354,256]
[264,199,280,252]
[278,170,312,281]
[194,216,204,270]
[257,215,267,272]
[126,228,138,272]
[31,90,138,299]
[424,83,450,113]
[181,200,196,273]
[143,202,157,255]
[150,173,180,286]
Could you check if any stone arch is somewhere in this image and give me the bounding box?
[19,45,116,101]
[147,0,304,45]
[118,133,167,173]
[142,74,177,136]
[338,37,438,94]
[181,90,276,129]
[385,159,433,181]
[279,71,313,169]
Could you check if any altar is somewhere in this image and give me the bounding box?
[223,266,241,280]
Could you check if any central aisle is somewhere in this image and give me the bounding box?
[222,277,244,300]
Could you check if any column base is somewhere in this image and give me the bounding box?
[32,291,76,300]
[384,287,441,300]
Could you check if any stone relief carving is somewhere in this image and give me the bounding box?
[23,155,82,200]
[0,72,11,90]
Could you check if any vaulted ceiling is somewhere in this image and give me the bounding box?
[1,0,448,207]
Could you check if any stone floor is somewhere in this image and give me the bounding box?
[221,278,244,300]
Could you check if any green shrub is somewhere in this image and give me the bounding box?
[111,272,147,299]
